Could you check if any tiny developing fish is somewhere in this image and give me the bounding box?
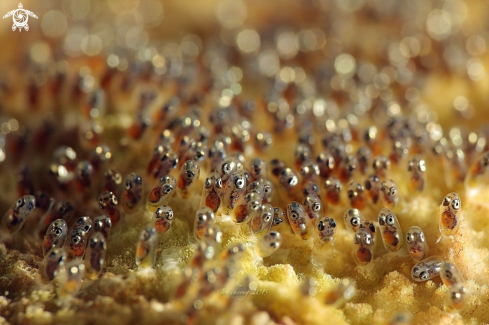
[93,213,112,240]
[66,227,89,261]
[42,219,68,256]
[102,169,122,196]
[122,173,143,212]
[343,208,376,242]
[74,216,92,233]
[300,160,320,183]
[287,201,313,240]
[154,205,174,234]
[316,151,335,178]
[250,203,273,235]
[39,201,74,237]
[411,256,442,282]
[406,226,429,260]
[440,261,465,288]
[378,208,403,252]
[99,191,120,225]
[232,192,261,224]
[311,217,337,267]
[84,232,107,279]
[215,157,238,190]
[279,168,299,191]
[352,228,375,266]
[193,206,215,241]
[1,195,36,238]
[465,151,489,189]
[272,207,285,227]
[364,174,381,205]
[324,177,342,206]
[201,222,223,252]
[177,159,200,198]
[303,181,320,196]
[407,156,426,192]
[257,177,273,203]
[136,225,158,269]
[338,155,358,183]
[444,283,467,314]
[57,260,85,297]
[40,248,67,281]
[221,170,247,216]
[438,192,462,240]
[347,181,367,210]
[147,175,177,212]
[380,179,398,208]
[249,158,266,182]
[75,160,93,194]
[324,278,356,307]
[220,242,245,261]
[200,172,222,213]
[303,194,322,226]
[372,155,390,178]
[255,230,282,258]
[356,146,372,175]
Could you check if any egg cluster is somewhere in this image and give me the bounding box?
[2,0,489,324]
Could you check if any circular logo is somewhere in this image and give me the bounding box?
[13,9,27,27]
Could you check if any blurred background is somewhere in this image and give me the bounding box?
[1,0,489,129]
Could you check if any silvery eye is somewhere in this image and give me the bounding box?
[390,188,396,196]
[354,234,361,244]
[387,215,395,226]
[223,164,231,173]
[72,236,80,244]
[155,209,163,219]
[452,199,460,210]
[443,197,450,206]
[312,203,320,212]
[291,212,299,220]
[364,235,371,245]
[419,233,425,242]
[406,234,412,244]
[205,179,212,189]
[216,179,223,188]
[125,179,132,190]
[418,160,426,171]
[235,177,244,189]
[351,217,359,226]
[264,214,271,222]
[420,272,428,280]
[186,171,194,179]
[16,198,25,208]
